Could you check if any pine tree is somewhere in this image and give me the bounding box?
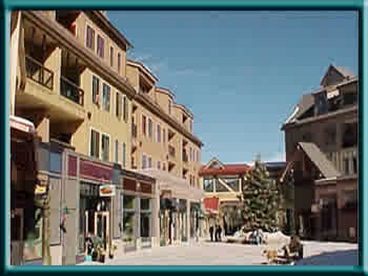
[241,158,281,232]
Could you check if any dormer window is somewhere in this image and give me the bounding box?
[315,92,328,115]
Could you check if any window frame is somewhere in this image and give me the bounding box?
[97,34,105,59]
[102,83,111,112]
[85,25,95,51]
[101,132,110,162]
[92,75,100,107]
[89,128,100,159]
[110,46,114,67]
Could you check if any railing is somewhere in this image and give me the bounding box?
[328,147,357,176]
[169,145,175,158]
[60,76,84,106]
[25,55,54,90]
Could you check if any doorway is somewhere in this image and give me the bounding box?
[11,208,24,265]
[94,211,110,252]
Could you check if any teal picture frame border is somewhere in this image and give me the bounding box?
[0,0,366,274]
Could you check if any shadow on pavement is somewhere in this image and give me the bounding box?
[295,249,358,266]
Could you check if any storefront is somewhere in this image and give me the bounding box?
[138,168,204,247]
[118,169,156,252]
[10,115,38,265]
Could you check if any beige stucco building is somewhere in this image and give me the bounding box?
[10,10,203,265]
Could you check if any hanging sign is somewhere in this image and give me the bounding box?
[99,184,116,197]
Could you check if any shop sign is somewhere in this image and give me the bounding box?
[99,184,116,197]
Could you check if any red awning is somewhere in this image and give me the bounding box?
[203,197,219,213]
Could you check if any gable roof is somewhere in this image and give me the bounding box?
[298,142,340,179]
[284,94,315,125]
[320,64,355,87]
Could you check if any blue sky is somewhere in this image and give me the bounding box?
[108,11,358,164]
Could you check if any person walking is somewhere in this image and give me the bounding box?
[209,225,214,242]
[214,224,219,242]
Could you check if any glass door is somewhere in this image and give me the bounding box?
[94,211,109,252]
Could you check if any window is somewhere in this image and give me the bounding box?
[142,115,147,136]
[92,76,100,106]
[189,120,193,132]
[117,53,121,73]
[110,46,114,67]
[90,129,100,158]
[122,143,126,168]
[86,25,95,50]
[157,124,161,143]
[203,178,214,193]
[97,34,104,58]
[148,118,153,138]
[123,96,128,122]
[344,158,350,175]
[353,157,357,174]
[114,139,119,163]
[315,92,328,115]
[50,151,62,173]
[116,92,122,119]
[324,125,336,146]
[148,157,152,168]
[157,161,161,170]
[223,177,240,192]
[140,198,151,238]
[189,147,193,162]
[215,179,229,192]
[102,83,111,111]
[162,162,166,171]
[101,134,110,161]
[142,154,147,169]
[162,128,166,144]
[343,92,357,106]
[122,195,135,242]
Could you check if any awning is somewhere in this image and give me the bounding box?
[10,115,35,134]
[136,168,203,201]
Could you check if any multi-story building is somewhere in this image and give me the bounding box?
[126,60,203,245]
[199,158,251,236]
[281,64,358,242]
[10,10,203,265]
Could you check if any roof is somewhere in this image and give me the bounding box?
[127,59,159,83]
[298,142,340,179]
[199,163,251,176]
[335,66,355,79]
[173,103,193,119]
[284,94,314,125]
[320,64,356,87]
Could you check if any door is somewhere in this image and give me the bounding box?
[11,208,24,265]
[94,212,110,252]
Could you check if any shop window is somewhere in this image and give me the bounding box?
[123,195,135,210]
[90,129,100,159]
[101,134,110,162]
[122,195,135,242]
[102,83,111,112]
[50,151,62,173]
[203,178,214,193]
[140,212,151,238]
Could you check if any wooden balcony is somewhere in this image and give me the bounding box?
[60,76,84,106]
[328,147,357,176]
[25,55,54,90]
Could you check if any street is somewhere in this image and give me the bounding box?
[79,240,358,266]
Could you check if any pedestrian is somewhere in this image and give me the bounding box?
[218,225,222,242]
[214,224,219,242]
[209,225,214,242]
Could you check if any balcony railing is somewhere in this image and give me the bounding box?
[328,147,357,176]
[25,55,54,90]
[168,145,175,158]
[60,76,84,106]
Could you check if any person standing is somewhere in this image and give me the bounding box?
[209,225,214,242]
[218,225,222,242]
[214,224,219,242]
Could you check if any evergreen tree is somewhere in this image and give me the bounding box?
[241,158,281,232]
